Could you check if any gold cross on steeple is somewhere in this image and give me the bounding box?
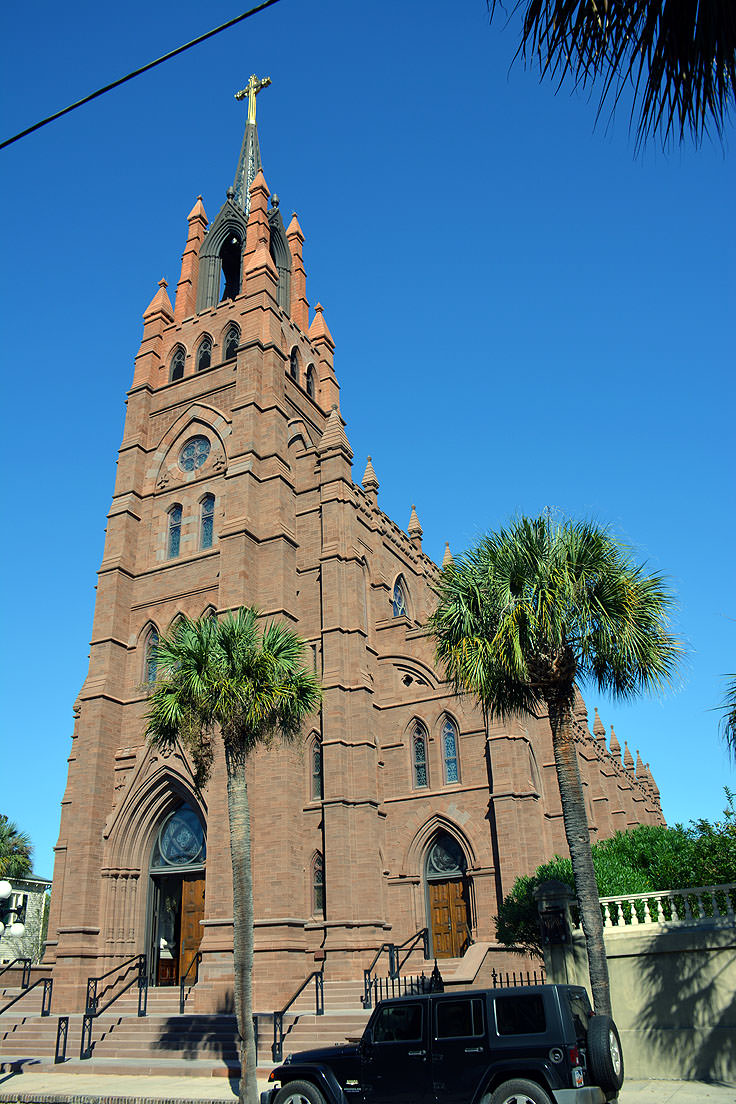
[234,74,271,125]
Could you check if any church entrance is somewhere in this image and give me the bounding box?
[425,832,471,959]
[147,803,206,987]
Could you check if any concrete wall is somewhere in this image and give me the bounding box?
[546,922,736,1083]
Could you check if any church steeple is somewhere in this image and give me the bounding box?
[232,74,270,219]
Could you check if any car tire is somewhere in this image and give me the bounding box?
[587,1014,624,1093]
[273,1079,327,1104]
[490,1078,553,1104]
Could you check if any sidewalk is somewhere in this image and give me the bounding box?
[0,1071,734,1104]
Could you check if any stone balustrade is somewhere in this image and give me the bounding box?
[571,883,736,930]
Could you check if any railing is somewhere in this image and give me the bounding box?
[179,950,202,1014]
[80,953,147,1060]
[580,883,736,930]
[362,928,429,1009]
[489,968,546,988]
[364,970,432,1007]
[0,975,53,1016]
[0,957,32,988]
[55,1015,69,1063]
[270,969,324,1063]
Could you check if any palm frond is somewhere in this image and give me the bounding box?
[489,0,736,148]
[720,674,736,762]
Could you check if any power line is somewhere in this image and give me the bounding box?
[0,0,282,151]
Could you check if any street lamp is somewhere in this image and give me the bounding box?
[0,879,26,938]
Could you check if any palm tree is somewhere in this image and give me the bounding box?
[145,608,322,1104]
[0,815,33,879]
[720,674,736,762]
[488,0,735,148]
[429,514,681,1014]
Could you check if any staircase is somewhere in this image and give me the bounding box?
[1,951,517,1081]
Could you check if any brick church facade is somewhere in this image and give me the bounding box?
[44,85,664,1013]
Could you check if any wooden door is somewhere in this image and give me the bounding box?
[429,879,470,958]
[178,873,205,980]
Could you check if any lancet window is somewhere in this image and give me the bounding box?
[306,364,316,398]
[144,628,159,683]
[392,577,409,618]
[311,738,323,800]
[289,347,299,381]
[170,346,186,382]
[167,504,182,558]
[442,717,460,784]
[224,325,240,361]
[200,494,215,550]
[197,336,212,372]
[312,852,325,915]
[412,723,429,789]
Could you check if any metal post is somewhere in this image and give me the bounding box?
[41,977,53,1016]
[362,968,372,1009]
[388,944,398,979]
[55,1016,69,1063]
[272,1011,284,1063]
[137,973,148,1017]
[315,972,324,1016]
[80,1013,94,1060]
[85,977,97,1016]
[21,958,32,989]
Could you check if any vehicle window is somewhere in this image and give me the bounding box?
[567,992,590,1040]
[373,1003,423,1043]
[435,998,484,1039]
[495,995,546,1035]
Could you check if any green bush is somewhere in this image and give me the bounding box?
[496,790,736,957]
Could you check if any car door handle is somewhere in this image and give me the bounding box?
[464,1047,484,1053]
[408,1050,426,1057]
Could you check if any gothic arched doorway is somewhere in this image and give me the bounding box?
[425,831,471,959]
[146,803,206,986]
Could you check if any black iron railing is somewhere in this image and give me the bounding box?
[80,953,147,1059]
[55,1015,69,1063]
[489,967,546,987]
[270,969,324,1063]
[362,927,429,1009]
[179,950,202,1014]
[0,975,53,1017]
[0,957,32,988]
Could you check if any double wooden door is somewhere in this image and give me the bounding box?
[428,878,471,958]
[178,873,206,980]
[152,872,205,986]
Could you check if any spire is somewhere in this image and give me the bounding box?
[442,542,454,568]
[609,725,621,763]
[232,75,271,219]
[319,404,353,459]
[623,741,635,770]
[362,455,379,497]
[309,303,335,351]
[408,504,423,546]
[143,278,174,323]
[592,707,606,742]
[174,197,208,322]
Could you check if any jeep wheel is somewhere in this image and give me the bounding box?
[490,1079,553,1104]
[587,1014,624,1093]
[273,1079,327,1104]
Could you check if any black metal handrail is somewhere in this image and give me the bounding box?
[270,968,324,1062]
[0,957,32,988]
[179,950,202,1014]
[362,927,429,1008]
[0,975,53,1017]
[80,953,147,1060]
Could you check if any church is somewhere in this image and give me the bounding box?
[44,78,663,1014]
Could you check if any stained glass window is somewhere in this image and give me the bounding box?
[150,805,206,870]
[393,578,408,618]
[200,494,215,550]
[170,346,185,382]
[224,326,240,360]
[167,504,182,558]
[306,364,315,398]
[426,832,466,880]
[312,852,324,914]
[145,629,159,683]
[443,718,460,783]
[179,436,210,472]
[289,347,299,380]
[197,336,212,372]
[413,724,428,788]
[311,740,323,800]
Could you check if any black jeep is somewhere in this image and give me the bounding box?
[262,984,623,1104]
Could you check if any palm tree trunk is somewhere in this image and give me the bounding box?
[545,694,612,1016]
[225,744,258,1104]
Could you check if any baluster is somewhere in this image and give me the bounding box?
[682,892,694,921]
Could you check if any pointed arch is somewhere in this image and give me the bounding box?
[309,733,323,801]
[195,205,248,312]
[141,623,160,684]
[268,207,291,312]
[392,574,410,618]
[409,718,429,789]
[196,334,212,373]
[311,850,325,916]
[223,323,240,361]
[403,813,477,881]
[439,714,461,784]
[289,346,299,381]
[167,504,182,558]
[306,363,316,399]
[150,403,231,494]
[199,492,215,550]
[169,344,186,383]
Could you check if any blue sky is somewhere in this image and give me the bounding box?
[1,0,734,880]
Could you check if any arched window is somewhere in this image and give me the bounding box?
[197,336,212,372]
[200,494,215,550]
[306,364,316,398]
[167,504,182,558]
[312,852,324,915]
[224,325,240,361]
[412,722,429,789]
[144,628,159,683]
[310,738,323,800]
[289,347,299,381]
[220,233,242,300]
[442,717,460,784]
[361,560,370,630]
[392,577,408,618]
[170,346,186,382]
